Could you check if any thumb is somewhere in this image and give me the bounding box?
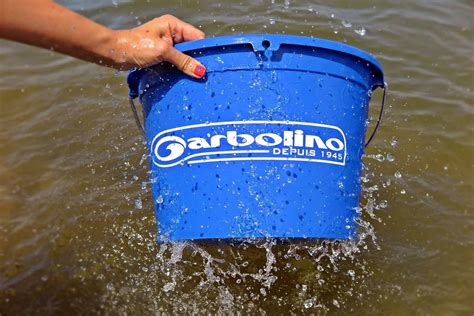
[164,47,206,79]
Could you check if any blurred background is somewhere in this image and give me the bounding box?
[0,0,472,314]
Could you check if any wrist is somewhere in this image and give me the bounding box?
[95,28,122,69]
[104,29,136,70]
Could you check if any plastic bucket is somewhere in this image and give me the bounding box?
[127,34,385,242]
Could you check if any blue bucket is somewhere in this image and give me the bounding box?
[127,34,385,242]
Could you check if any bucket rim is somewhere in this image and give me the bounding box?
[127,34,384,98]
[174,33,383,75]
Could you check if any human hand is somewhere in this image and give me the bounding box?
[0,2,207,77]
[110,15,206,78]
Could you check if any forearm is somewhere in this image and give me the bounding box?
[0,0,116,67]
[0,2,206,76]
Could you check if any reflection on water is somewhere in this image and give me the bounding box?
[0,0,473,314]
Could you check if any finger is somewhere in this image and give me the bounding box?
[179,22,206,42]
[165,15,205,43]
[164,47,206,79]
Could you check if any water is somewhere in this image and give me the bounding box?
[0,0,473,314]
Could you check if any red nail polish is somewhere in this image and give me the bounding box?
[194,65,206,77]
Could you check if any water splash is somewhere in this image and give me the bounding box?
[67,134,395,313]
[355,27,366,36]
[341,20,352,28]
[75,188,386,313]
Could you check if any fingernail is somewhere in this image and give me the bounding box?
[194,65,206,77]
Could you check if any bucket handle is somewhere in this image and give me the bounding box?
[129,82,388,145]
[365,82,387,148]
[129,97,146,137]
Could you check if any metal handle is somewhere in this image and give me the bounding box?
[365,82,387,148]
[129,97,145,137]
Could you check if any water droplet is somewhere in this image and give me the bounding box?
[134,198,142,209]
[342,20,352,28]
[303,299,314,308]
[156,195,164,204]
[400,189,406,195]
[390,137,398,147]
[375,154,385,162]
[162,282,175,292]
[355,27,366,36]
[270,70,278,83]
[394,171,402,179]
[333,299,340,308]
[387,153,395,162]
